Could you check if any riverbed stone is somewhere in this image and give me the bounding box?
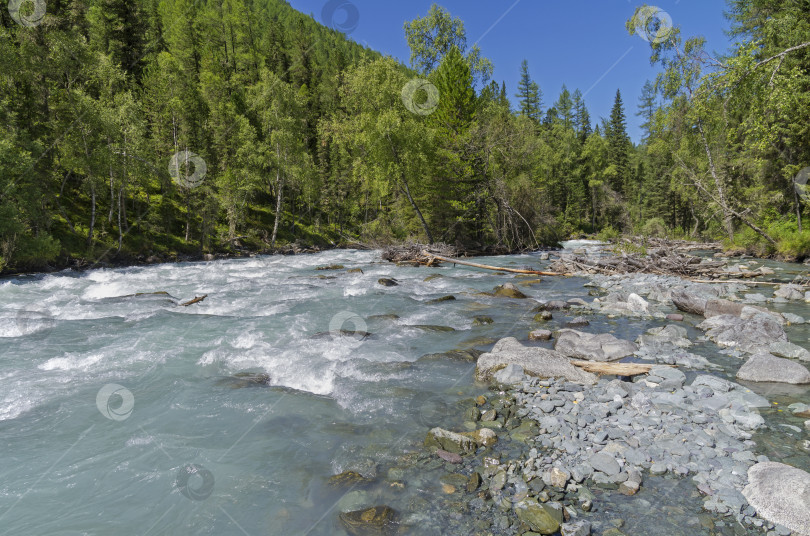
[424,428,476,454]
[377,278,398,287]
[704,298,745,318]
[736,353,810,384]
[671,290,708,315]
[774,284,805,301]
[742,462,810,536]
[529,329,553,341]
[589,452,621,476]
[494,283,528,299]
[338,506,399,536]
[565,316,590,327]
[435,449,463,464]
[475,337,597,384]
[514,498,563,534]
[561,520,592,536]
[554,330,637,362]
[769,341,810,362]
[493,363,526,385]
[698,312,787,353]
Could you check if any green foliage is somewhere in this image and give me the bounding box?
[596,226,620,242]
[640,217,667,238]
[403,3,493,84]
[2,0,808,273]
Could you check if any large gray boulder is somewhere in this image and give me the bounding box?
[554,329,637,362]
[774,284,805,301]
[742,462,810,536]
[671,290,707,315]
[636,324,692,348]
[697,312,787,353]
[476,337,596,384]
[736,353,810,384]
[704,298,744,318]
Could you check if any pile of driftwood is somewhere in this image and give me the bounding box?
[622,236,722,253]
[550,248,727,278]
[381,243,460,265]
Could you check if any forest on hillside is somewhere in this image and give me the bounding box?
[1,0,809,273]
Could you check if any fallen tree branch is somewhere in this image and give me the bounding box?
[180,295,208,306]
[422,251,565,276]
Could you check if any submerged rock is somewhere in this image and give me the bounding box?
[493,283,527,299]
[554,329,637,362]
[426,295,455,304]
[475,337,597,384]
[472,315,494,326]
[424,428,476,455]
[311,330,372,341]
[217,372,271,388]
[736,353,810,384]
[377,278,398,287]
[514,498,563,534]
[407,324,455,332]
[327,471,375,489]
[316,264,345,270]
[742,462,810,536]
[338,506,399,536]
[418,349,482,363]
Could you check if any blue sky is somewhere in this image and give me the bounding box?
[286,0,734,143]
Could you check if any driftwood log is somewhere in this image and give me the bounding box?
[422,252,563,276]
[570,360,673,376]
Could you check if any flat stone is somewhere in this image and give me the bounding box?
[769,341,810,362]
[435,449,462,464]
[554,330,637,362]
[476,337,597,384]
[589,452,621,476]
[736,353,810,384]
[742,462,810,536]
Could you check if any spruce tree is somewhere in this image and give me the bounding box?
[515,59,542,122]
[607,89,630,195]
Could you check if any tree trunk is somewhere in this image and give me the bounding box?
[697,119,734,240]
[87,183,96,247]
[117,187,123,253]
[271,172,283,248]
[399,177,434,244]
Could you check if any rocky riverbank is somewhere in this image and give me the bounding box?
[331,246,810,536]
